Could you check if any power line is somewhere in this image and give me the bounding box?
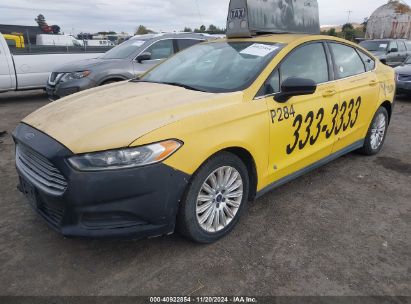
[194,0,204,26]
[346,10,353,23]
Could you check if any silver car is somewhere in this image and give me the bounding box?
[360,39,411,67]
[46,33,214,100]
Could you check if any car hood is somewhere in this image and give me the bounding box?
[394,64,411,74]
[22,82,243,154]
[53,58,123,73]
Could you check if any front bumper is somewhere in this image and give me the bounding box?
[13,123,190,239]
[47,77,96,101]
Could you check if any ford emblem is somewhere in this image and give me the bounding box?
[25,132,35,140]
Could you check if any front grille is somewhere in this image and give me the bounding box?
[398,74,411,82]
[16,144,67,196]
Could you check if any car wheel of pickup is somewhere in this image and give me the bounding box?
[358,107,389,156]
[177,152,249,243]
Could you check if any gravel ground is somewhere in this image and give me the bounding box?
[0,90,410,296]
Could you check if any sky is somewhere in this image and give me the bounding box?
[0,0,410,35]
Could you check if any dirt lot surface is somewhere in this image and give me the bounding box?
[0,90,410,296]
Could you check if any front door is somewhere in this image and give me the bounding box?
[133,39,175,75]
[258,42,340,184]
[387,41,402,66]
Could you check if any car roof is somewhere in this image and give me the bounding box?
[131,32,216,41]
[361,39,409,41]
[215,33,354,46]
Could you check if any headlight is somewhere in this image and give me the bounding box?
[60,71,91,82]
[68,140,182,171]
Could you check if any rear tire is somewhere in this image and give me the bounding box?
[177,152,249,244]
[358,107,389,156]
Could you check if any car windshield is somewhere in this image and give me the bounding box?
[140,41,283,93]
[100,39,149,59]
[360,41,389,52]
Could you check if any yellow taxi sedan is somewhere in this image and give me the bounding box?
[13,34,395,243]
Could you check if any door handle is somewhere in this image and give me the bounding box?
[369,80,378,87]
[322,90,337,97]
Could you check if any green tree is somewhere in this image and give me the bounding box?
[194,25,206,33]
[207,24,218,33]
[327,28,337,36]
[342,23,355,41]
[183,27,192,32]
[135,25,154,35]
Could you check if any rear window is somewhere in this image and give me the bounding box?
[330,43,365,79]
[398,41,407,52]
[358,51,375,71]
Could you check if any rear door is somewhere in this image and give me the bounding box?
[328,42,379,153]
[387,41,402,66]
[0,38,14,91]
[258,42,340,183]
[397,41,408,63]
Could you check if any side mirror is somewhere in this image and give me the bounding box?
[274,77,317,103]
[389,48,398,53]
[136,52,152,63]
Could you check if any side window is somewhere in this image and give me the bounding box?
[398,41,406,52]
[176,39,203,52]
[329,43,365,79]
[389,41,398,52]
[406,41,411,50]
[258,70,280,96]
[358,51,375,71]
[280,43,329,84]
[145,40,174,60]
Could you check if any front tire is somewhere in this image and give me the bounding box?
[358,107,389,155]
[177,152,249,243]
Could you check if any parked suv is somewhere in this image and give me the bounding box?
[359,39,411,67]
[46,33,215,100]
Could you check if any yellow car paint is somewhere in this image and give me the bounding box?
[22,34,395,193]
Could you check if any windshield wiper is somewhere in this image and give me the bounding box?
[132,80,206,92]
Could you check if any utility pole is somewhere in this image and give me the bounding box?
[346,10,353,24]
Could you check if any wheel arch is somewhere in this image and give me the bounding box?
[380,100,393,124]
[98,76,128,86]
[208,147,258,202]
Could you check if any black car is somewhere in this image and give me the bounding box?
[395,56,411,96]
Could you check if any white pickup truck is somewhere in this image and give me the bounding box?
[0,33,106,93]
